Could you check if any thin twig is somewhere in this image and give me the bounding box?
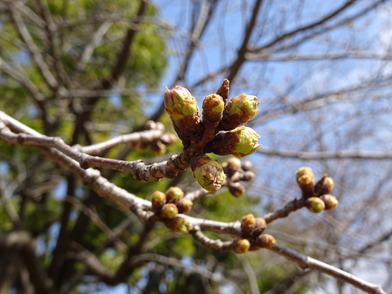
[269,244,387,294]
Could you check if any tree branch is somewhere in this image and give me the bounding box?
[269,244,387,294]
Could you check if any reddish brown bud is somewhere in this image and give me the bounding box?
[306,197,325,213]
[241,160,253,171]
[151,191,166,212]
[320,194,338,210]
[177,199,193,213]
[233,239,251,253]
[224,157,242,177]
[255,234,276,249]
[151,140,166,155]
[161,203,178,219]
[228,182,246,197]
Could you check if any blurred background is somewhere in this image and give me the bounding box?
[1,0,392,293]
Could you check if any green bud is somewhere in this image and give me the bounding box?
[166,186,184,204]
[320,194,338,210]
[164,86,199,120]
[208,126,260,158]
[255,234,276,249]
[191,155,226,192]
[306,197,325,213]
[161,203,178,219]
[219,93,260,130]
[151,191,166,212]
[202,94,224,123]
[164,86,200,136]
[233,239,251,253]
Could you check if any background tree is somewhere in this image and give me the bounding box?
[1,0,392,293]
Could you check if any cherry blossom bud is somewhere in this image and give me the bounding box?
[296,167,314,192]
[233,239,251,253]
[241,214,256,236]
[208,126,260,158]
[228,182,246,197]
[219,93,260,130]
[306,197,325,213]
[161,203,178,219]
[202,94,224,123]
[166,186,184,204]
[321,177,334,194]
[151,191,166,212]
[164,86,200,134]
[224,157,242,177]
[255,234,276,249]
[177,199,193,213]
[251,217,267,238]
[166,217,194,233]
[320,194,338,210]
[191,155,226,192]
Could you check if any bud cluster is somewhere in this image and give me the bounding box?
[222,158,255,198]
[163,81,261,191]
[295,167,339,214]
[150,186,193,218]
[236,213,270,252]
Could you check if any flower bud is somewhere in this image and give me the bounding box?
[208,126,260,158]
[166,217,193,233]
[202,94,224,123]
[161,203,178,219]
[296,166,314,179]
[219,94,260,130]
[191,155,226,191]
[255,234,276,249]
[160,133,177,145]
[251,217,267,238]
[151,191,166,212]
[150,140,166,155]
[296,167,314,192]
[320,194,338,210]
[321,177,334,194]
[241,214,256,236]
[233,239,251,253]
[166,186,184,204]
[306,197,325,213]
[241,160,253,171]
[177,199,193,213]
[223,157,242,177]
[164,86,200,133]
[228,182,246,198]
